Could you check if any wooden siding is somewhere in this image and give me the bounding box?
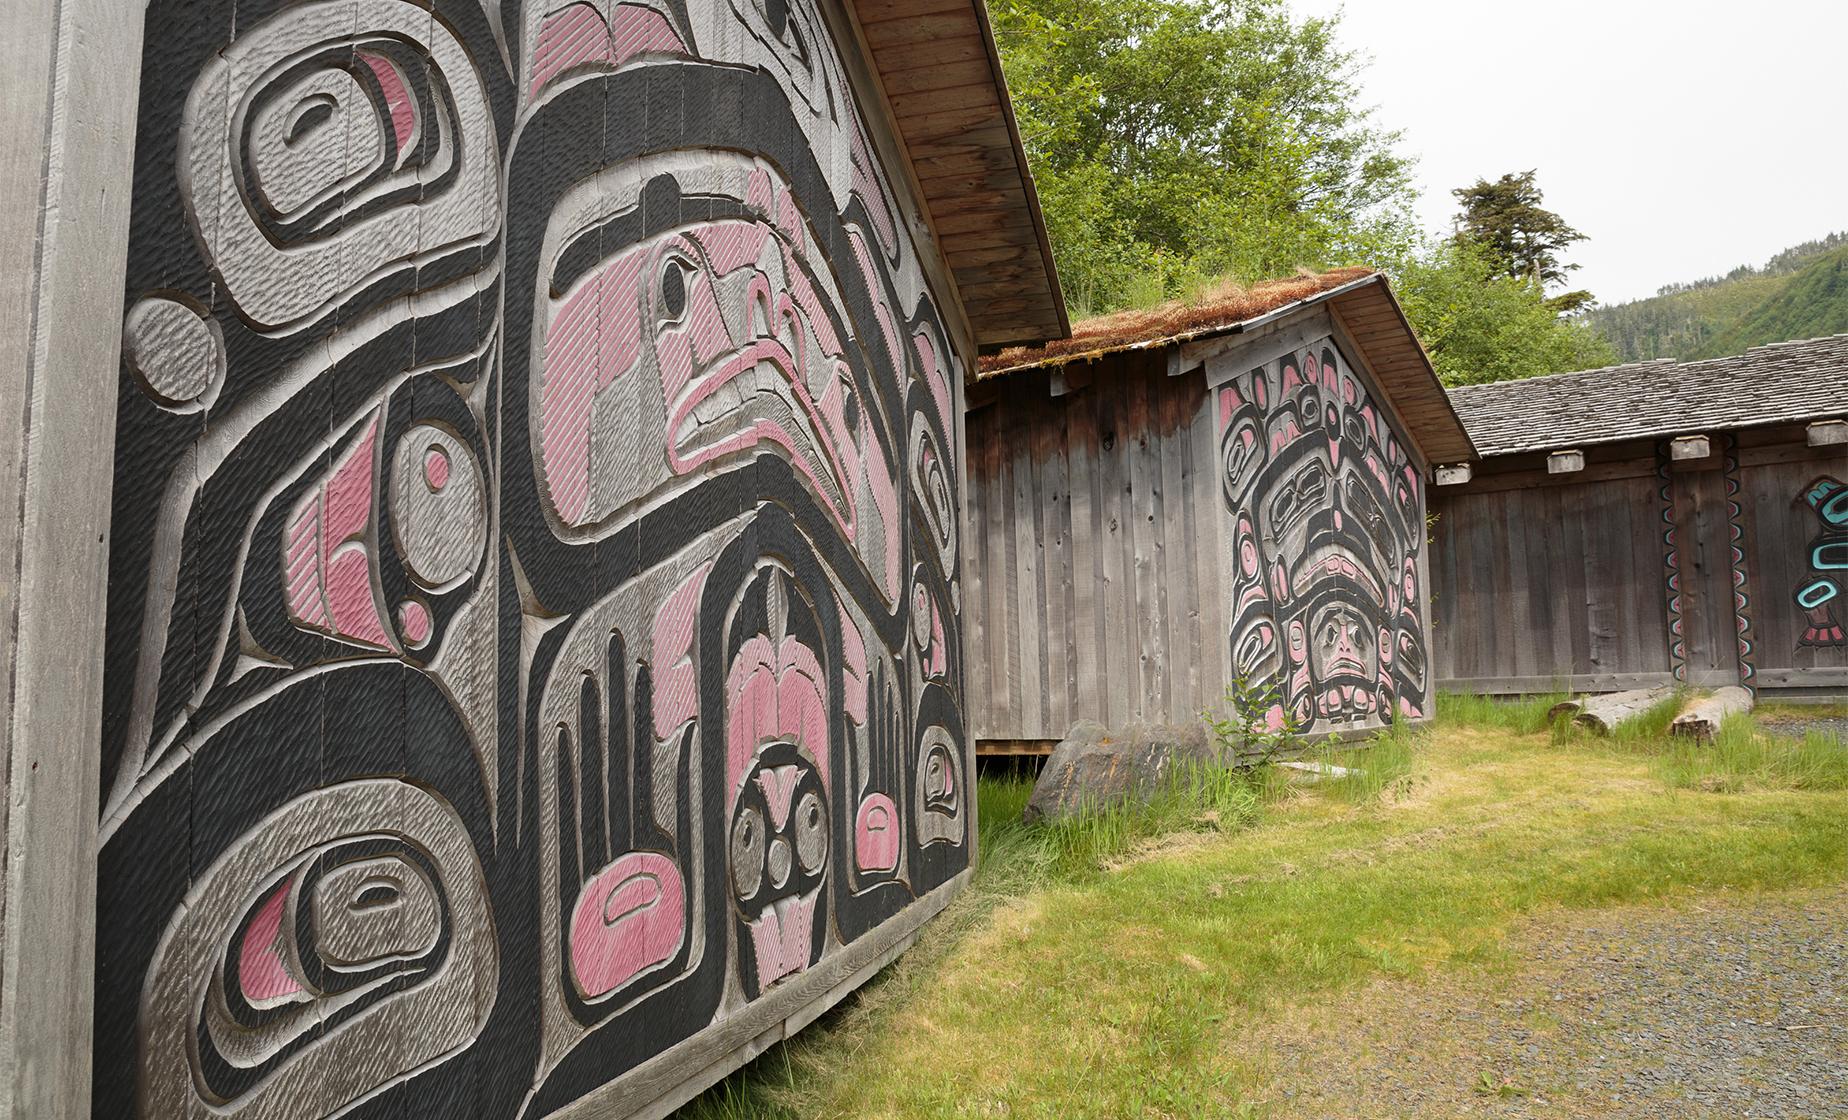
[965,352,1227,740]
[1433,423,1848,694]
[966,328,1435,742]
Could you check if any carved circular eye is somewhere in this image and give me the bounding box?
[793,791,826,873]
[659,257,690,323]
[730,806,765,900]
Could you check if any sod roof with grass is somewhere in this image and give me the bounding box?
[978,266,1376,378]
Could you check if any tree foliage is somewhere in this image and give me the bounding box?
[993,0,1417,314]
[1586,233,1848,363]
[1391,238,1614,386]
[1451,170,1587,297]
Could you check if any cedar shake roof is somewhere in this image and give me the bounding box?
[1448,334,1848,458]
[848,0,1068,349]
[972,269,1477,467]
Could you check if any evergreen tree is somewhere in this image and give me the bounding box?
[1452,170,1590,309]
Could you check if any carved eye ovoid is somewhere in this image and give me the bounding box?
[914,728,963,846]
[728,743,829,999]
[793,789,827,873]
[178,8,497,332]
[139,781,494,1120]
[658,255,692,325]
[730,806,766,901]
[390,423,487,594]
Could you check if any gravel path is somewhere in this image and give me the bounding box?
[1245,886,1848,1118]
[1761,715,1848,743]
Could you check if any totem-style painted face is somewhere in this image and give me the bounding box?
[100,0,973,1114]
[729,742,829,998]
[1221,344,1426,729]
[532,153,900,598]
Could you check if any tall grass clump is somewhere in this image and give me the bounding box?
[1311,719,1422,805]
[1028,760,1268,880]
[1658,713,1848,792]
[1437,690,1568,735]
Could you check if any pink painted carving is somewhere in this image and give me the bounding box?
[541,253,646,525]
[423,445,451,490]
[568,851,687,999]
[853,794,899,873]
[747,891,816,991]
[530,2,686,97]
[726,634,828,794]
[358,52,417,153]
[285,414,390,648]
[236,878,305,1007]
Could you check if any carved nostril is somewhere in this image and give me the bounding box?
[767,837,792,888]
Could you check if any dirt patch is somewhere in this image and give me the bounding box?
[1237,886,1848,1119]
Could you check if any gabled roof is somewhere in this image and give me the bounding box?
[848,0,1068,349]
[1448,334,1848,458]
[974,269,1477,467]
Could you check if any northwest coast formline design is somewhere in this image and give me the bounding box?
[96,2,970,1117]
[1216,342,1429,733]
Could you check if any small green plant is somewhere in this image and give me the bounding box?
[1202,674,1303,761]
[1473,1070,1529,1098]
[1437,690,1571,736]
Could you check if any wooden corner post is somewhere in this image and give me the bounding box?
[0,1,145,1115]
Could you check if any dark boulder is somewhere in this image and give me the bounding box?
[1023,719,1234,823]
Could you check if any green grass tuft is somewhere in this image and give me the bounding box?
[1657,712,1848,792]
[1436,691,1568,735]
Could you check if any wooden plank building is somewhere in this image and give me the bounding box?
[965,271,1476,751]
[1433,336,1848,699]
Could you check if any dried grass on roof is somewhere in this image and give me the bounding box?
[979,266,1376,376]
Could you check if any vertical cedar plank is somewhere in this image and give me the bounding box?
[1164,375,1201,723]
[962,408,990,735]
[1053,391,1080,728]
[984,388,1014,735]
[1068,385,1102,727]
[1123,364,1153,724]
[1023,399,1052,736]
[1095,368,1130,726]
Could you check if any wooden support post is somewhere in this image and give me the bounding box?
[1669,434,1711,461]
[1435,463,1473,486]
[0,2,145,1115]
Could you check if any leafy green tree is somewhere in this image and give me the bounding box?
[994,0,1418,315]
[1392,238,1615,386]
[1451,170,1590,309]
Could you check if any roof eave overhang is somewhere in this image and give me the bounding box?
[843,0,1069,353]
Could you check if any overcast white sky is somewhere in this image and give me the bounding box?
[1290,0,1848,305]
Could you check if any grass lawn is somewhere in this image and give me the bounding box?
[681,696,1848,1119]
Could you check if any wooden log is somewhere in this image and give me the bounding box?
[1670,687,1754,742]
[1546,686,1674,734]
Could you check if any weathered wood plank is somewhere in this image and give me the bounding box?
[1128,359,1163,718]
[1067,385,1102,730]
[1094,369,1132,726]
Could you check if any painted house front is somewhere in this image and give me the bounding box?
[964,272,1475,750]
[0,2,1064,1117]
[1433,337,1848,700]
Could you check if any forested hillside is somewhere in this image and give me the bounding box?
[1585,234,1848,362]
